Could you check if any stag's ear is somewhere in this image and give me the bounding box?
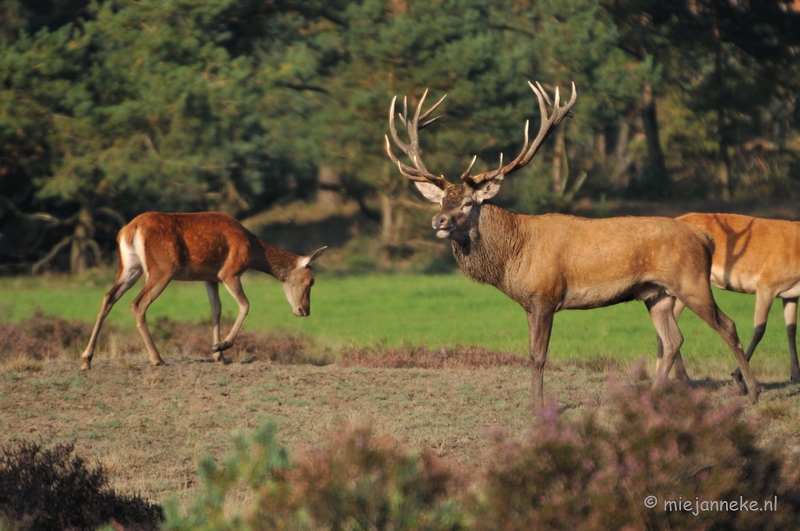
[414,181,446,203]
[474,177,503,203]
[298,246,327,268]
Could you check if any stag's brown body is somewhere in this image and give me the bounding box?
[385,81,760,408]
[80,212,325,370]
[454,207,716,312]
[669,213,800,382]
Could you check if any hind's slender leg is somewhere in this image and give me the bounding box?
[205,281,222,348]
[209,275,249,363]
[81,262,142,370]
[783,298,800,382]
[130,275,172,366]
[733,290,776,383]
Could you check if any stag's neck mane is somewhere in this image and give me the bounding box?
[451,202,525,289]
[248,236,299,282]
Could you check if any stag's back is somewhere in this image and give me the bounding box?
[474,209,717,311]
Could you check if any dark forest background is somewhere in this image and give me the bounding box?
[2,0,799,274]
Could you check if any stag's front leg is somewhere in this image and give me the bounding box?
[210,275,250,364]
[527,307,555,411]
[647,294,684,392]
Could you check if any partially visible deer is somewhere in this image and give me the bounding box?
[385,82,760,408]
[665,213,800,383]
[80,212,326,369]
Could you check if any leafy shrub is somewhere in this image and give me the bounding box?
[338,343,529,369]
[0,441,162,531]
[163,383,800,531]
[473,381,800,531]
[163,422,464,531]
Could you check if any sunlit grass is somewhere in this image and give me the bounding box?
[0,270,793,369]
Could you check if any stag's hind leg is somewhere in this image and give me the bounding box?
[680,288,760,403]
[80,257,142,370]
[657,298,691,381]
[648,294,684,392]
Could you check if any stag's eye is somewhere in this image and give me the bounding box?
[462,200,473,209]
[309,279,315,287]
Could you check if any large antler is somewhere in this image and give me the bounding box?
[463,81,577,188]
[384,88,450,189]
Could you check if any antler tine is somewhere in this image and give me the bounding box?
[465,81,576,187]
[419,93,447,125]
[535,81,553,107]
[385,91,450,189]
[459,155,478,181]
[388,96,410,153]
[515,81,576,170]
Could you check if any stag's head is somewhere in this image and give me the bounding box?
[283,246,327,317]
[385,82,576,242]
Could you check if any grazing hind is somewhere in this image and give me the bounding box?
[80,211,326,369]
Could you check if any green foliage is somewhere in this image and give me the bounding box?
[0,441,162,530]
[1,0,799,271]
[163,422,462,530]
[163,384,800,531]
[475,382,800,530]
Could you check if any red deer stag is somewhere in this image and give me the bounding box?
[80,212,326,370]
[664,213,800,383]
[385,82,760,408]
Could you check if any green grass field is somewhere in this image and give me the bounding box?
[0,271,793,370]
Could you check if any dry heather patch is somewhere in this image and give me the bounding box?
[339,343,530,369]
[0,313,324,370]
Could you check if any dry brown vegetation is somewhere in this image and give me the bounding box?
[1,314,800,518]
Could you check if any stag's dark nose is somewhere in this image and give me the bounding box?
[432,215,448,230]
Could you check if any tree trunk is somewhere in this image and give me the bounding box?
[640,83,670,198]
[379,193,395,263]
[551,126,566,195]
[70,207,92,274]
[712,0,732,201]
[716,107,732,200]
[317,165,342,209]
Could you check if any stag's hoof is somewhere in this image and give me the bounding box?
[210,341,232,354]
[791,372,800,383]
[673,371,691,383]
[80,360,91,371]
[150,358,166,367]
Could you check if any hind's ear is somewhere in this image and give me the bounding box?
[299,246,327,268]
